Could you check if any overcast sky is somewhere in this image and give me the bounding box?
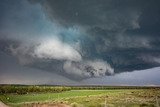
[0,0,160,85]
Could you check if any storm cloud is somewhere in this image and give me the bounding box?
[0,0,160,84]
[33,0,160,72]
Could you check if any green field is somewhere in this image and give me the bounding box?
[0,86,160,107]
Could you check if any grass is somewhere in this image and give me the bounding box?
[0,89,160,107]
[1,90,111,104]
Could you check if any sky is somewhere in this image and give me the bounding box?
[0,0,160,85]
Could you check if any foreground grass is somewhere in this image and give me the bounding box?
[0,89,160,107]
[0,90,110,104]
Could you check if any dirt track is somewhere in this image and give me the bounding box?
[0,101,71,107]
[0,101,8,107]
[24,103,71,107]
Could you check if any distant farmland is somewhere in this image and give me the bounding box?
[0,85,160,107]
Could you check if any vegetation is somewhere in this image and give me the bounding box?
[0,85,160,107]
[71,86,159,90]
[0,85,71,94]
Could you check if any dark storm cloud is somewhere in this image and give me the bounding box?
[37,0,160,32]
[1,0,160,82]
[33,0,160,73]
[39,0,142,30]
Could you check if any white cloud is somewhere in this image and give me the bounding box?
[33,39,82,61]
[10,38,82,65]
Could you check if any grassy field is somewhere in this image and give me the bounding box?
[0,86,160,107]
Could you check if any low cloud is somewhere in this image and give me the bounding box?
[63,60,114,79]
[8,38,114,80]
[83,66,160,86]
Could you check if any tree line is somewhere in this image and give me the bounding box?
[0,85,159,94]
[0,85,71,94]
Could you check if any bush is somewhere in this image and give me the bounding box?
[71,102,79,107]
